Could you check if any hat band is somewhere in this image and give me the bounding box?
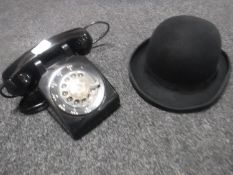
[146,65,217,92]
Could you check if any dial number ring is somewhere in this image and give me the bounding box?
[50,65,105,116]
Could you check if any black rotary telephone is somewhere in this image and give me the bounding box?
[0,21,120,140]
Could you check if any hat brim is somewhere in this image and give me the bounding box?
[129,39,231,112]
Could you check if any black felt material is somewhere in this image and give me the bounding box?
[129,16,231,112]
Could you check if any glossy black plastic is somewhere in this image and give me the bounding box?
[2,28,93,97]
[19,89,49,114]
[39,55,120,140]
[1,25,120,139]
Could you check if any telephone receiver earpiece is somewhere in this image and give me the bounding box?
[0,21,110,98]
[66,28,93,55]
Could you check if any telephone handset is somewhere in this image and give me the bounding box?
[1,21,120,139]
[2,26,93,97]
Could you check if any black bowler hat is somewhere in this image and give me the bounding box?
[129,15,231,112]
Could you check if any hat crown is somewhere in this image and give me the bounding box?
[146,15,221,86]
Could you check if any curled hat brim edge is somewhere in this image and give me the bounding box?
[129,39,231,113]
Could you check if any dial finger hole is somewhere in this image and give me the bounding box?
[62,91,68,96]
[71,73,76,78]
[61,84,67,88]
[67,97,73,102]
[74,100,80,105]
[77,72,84,77]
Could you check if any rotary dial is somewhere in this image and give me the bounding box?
[60,71,100,108]
[50,65,105,116]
